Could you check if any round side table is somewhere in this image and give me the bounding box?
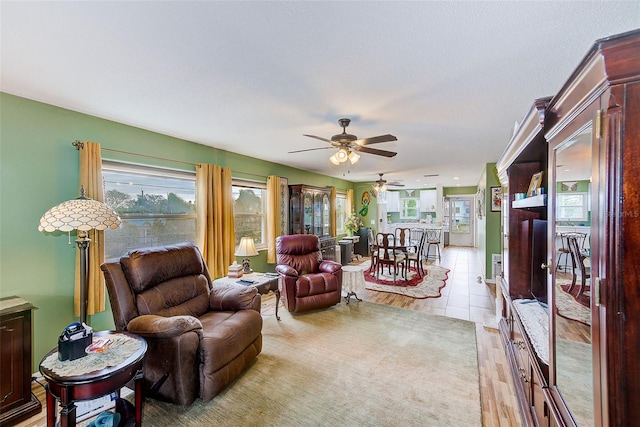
[39,330,147,427]
[342,265,366,304]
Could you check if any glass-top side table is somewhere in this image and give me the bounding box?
[39,330,147,427]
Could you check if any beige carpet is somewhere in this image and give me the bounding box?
[140,302,481,426]
[362,260,450,299]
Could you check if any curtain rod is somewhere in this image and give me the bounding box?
[72,140,266,179]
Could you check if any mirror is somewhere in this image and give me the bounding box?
[552,125,593,425]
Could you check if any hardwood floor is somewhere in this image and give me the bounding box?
[17,245,521,427]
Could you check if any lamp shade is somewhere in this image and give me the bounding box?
[235,237,258,257]
[38,188,121,232]
[336,148,349,162]
[348,151,360,164]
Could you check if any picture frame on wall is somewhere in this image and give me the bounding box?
[490,186,502,212]
[527,171,544,197]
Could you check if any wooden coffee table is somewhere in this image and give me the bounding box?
[214,272,281,320]
[39,330,147,427]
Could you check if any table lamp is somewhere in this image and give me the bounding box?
[235,237,258,274]
[38,186,121,325]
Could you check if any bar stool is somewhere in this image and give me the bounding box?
[556,233,572,271]
[425,228,442,261]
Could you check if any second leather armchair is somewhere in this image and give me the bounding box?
[275,234,343,313]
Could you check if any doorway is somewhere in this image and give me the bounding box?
[448,196,474,246]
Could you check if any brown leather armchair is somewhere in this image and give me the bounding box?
[275,234,343,313]
[101,243,262,406]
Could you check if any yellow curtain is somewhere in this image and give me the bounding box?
[330,186,337,237]
[266,176,282,263]
[346,189,354,217]
[76,141,106,317]
[196,163,235,278]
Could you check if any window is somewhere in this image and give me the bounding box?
[102,161,196,258]
[233,180,267,249]
[336,193,347,235]
[557,192,589,221]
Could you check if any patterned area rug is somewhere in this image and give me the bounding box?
[361,260,450,299]
[364,265,423,286]
[556,282,591,326]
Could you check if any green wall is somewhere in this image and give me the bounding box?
[480,163,502,280]
[0,92,352,371]
[353,182,379,233]
[443,186,477,196]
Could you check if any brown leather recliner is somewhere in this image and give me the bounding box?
[101,242,262,406]
[275,234,343,313]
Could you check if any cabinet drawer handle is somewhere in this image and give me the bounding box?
[515,340,526,350]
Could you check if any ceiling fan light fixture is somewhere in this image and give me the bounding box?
[348,151,360,164]
[329,153,340,165]
[336,148,349,162]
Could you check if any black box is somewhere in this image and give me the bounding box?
[58,324,93,361]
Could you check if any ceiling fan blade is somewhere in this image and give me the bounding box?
[288,146,334,154]
[388,182,405,187]
[355,146,397,158]
[355,134,397,146]
[423,174,439,177]
[303,134,332,143]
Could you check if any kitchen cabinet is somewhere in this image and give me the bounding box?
[419,190,437,212]
[385,191,400,212]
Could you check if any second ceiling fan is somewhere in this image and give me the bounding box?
[289,118,398,165]
[373,173,404,192]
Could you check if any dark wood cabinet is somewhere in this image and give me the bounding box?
[0,296,41,426]
[497,29,640,427]
[289,184,337,262]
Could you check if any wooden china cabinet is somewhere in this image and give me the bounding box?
[497,29,640,427]
[288,184,336,261]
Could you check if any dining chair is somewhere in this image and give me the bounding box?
[406,229,428,277]
[374,232,407,283]
[567,235,590,297]
[394,227,412,249]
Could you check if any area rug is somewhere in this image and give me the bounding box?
[560,283,590,307]
[556,283,591,326]
[362,260,450,299]
[364,265,424,286]
[140,302,481,426]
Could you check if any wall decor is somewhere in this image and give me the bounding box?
[490,186,502,212]
[361,191,371,206]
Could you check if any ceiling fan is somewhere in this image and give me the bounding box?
[373,173,404,192]
[288,118,398,165]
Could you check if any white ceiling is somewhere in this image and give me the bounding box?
[2,2,639,188]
